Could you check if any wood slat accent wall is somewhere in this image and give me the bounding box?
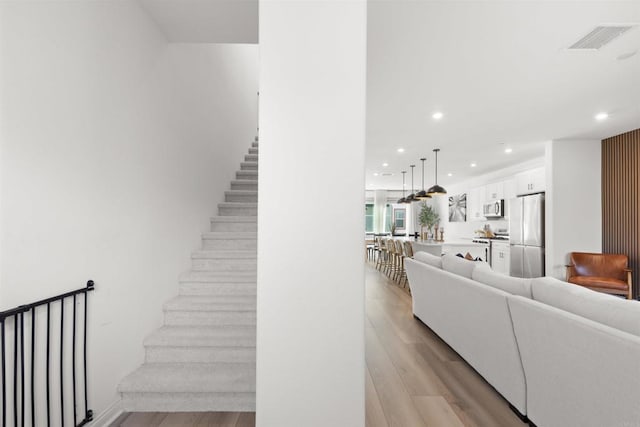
[602,128,640,299]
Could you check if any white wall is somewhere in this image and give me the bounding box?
[0,0,257,418]
[545,139,601,279]
[168,43,259,208]
[257,1,366,426]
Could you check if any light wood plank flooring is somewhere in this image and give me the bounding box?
[364,263,527,427]
[112,411,255,426]
[113,264,527,427]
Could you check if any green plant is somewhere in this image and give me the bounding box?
[418,202,440,230]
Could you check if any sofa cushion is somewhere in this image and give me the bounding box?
[413,251,442,269]
[568,276,628,291]
[441,253,481,279]
[532,276,640,337]
[472,268,532,298]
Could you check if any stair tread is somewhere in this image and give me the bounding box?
[180,273,257,284]
[224,190,258,195]
[202,232,257,239]
[210,216,257,223]
[118,363,255,393]
[145,326,256,347]
[179,283,256,295]
[192,250,257,259]
[218,202,258,207]
[165,295,255,311]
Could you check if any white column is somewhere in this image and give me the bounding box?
[545,139,602,278]
[373,189,387,233]
[257,1,366,426]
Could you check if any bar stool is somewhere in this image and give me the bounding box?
[376,237,389,271]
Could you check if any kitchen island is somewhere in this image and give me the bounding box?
[397,238,489,261]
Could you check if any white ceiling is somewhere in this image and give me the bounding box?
[366,1,640,190]
[138,0,258,43]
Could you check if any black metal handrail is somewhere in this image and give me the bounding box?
[0,280,95,427]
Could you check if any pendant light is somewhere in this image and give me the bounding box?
[405,164,416,202]
[415,158,432,200]
[427,148,447,195]
[397,171,407,204]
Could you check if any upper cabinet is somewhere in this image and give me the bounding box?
[485,181,504,200]
[468,186,486,222]
[515,167,545,196]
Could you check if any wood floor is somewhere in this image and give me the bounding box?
[112,412,255,426]
[364,263,526,427]
[114,263,527,427]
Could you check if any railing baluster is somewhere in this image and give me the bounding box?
[72,294,77,427]
[1,319,6,427]
[20,313,24,427]
[46,303,51,427]
[30,307,36,427]
[13,315,18,427]
[60,298,64,427]
[83,281,93,423]
[0,282,94,427]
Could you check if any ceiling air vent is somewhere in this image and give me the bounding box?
[569,25,636,50]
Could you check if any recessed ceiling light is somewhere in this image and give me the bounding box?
[505,148,513,153]
[470,163,477,168]
[397,148,405,153]
[595,112,609,121]
[432,112,444,120]
[382,162,389,167]
[447,173,453,177]
[373,173,379,176]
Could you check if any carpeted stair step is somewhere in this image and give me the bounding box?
[230,180,258,191]
[164,295,256,326]
[236,170,258,180]
[119,363,255,411]
[218,203,257,216]
[244,154,258,162]
[240,162,258,171]
[191,250,257,271]
[225,190,258,203]
[210,216,257,232]
[201,232,257,250]
[179,282,256,297]
[248,147,258,155]
[144,326,256,363]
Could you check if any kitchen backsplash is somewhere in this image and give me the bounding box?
[445,218,509,240]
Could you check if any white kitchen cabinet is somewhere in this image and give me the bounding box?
[468,186,486,222]
[485,181,504,200]
[515,167,545,196]
[491,241,511,275]
[503,178,516,218]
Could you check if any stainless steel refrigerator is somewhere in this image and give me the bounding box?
[509,193,545,278]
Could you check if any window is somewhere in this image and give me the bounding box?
[393,208,406,230]
[365,204,374,232]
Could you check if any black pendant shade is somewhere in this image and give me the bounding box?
[397,171,407,204]
[427,148,447,196]
[415,157,432,200]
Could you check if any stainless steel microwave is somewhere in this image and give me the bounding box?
[483,199,505,218]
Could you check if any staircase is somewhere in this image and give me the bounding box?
[118,138,258,412]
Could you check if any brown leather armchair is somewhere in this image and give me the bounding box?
[565,252,633,299]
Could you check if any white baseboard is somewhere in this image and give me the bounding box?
[91,398,124,427]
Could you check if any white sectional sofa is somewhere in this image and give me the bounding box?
[405,252,640,427]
